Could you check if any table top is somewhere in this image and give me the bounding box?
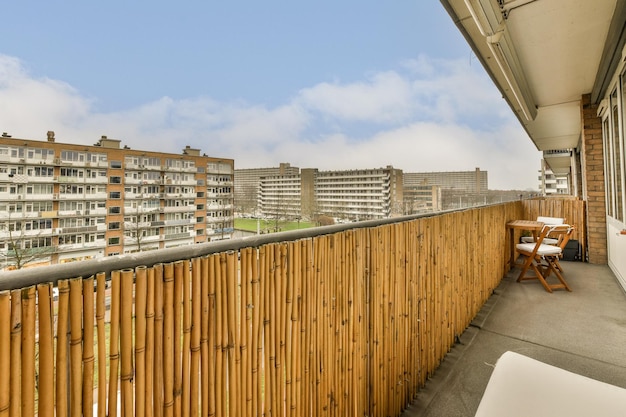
[506,220,544,230]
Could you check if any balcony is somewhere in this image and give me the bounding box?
[407,261,626,416]
[0,198,621,417]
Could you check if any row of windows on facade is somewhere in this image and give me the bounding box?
[0,146,219,170]
[1,165,232,183]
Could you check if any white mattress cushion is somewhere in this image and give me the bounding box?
[516,243,562,255]
[475,351,626,417]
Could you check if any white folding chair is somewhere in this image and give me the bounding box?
[520,216,565,245]
[515,224,573,292]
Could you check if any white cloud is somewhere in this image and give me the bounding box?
[297,71,414,123]
[0,54,540,190]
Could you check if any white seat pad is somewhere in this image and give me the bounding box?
[475,351,626,417]
[516,242,562,255]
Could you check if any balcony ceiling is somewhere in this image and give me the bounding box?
[441,0,620,160]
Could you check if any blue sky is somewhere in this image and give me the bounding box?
[0,1,541,189]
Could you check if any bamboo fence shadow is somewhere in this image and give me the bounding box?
[0,203,525,417]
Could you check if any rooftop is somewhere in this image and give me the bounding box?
[405,261,626,416]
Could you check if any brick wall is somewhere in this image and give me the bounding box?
[580,94,608,264]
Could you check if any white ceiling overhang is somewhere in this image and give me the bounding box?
[440,0,622,174]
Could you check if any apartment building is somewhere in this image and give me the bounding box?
[0,132,234,269]
[234,162,300,214]
[257,174,302,220]
[253,165,404,221]
[312,166,404,220]
[539,160,570,195]
[403,167,488,194]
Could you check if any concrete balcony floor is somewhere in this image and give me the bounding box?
[406,261,626,416]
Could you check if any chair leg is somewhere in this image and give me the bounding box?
[516,254,534,282]
[518,256,553,293]
[546,258,571,292]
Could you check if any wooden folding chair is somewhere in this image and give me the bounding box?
[515,224,573,292]
[520,216,566,245]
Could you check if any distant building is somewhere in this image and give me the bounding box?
[403,167,488,194]
[539,160,570,195]
[307,166,404,221]
[234,162,299,214]
[0,132,234,269]
[237,164,492,219]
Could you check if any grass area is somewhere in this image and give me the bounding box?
[235,218,316,233]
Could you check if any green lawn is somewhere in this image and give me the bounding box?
[235,218,316,233]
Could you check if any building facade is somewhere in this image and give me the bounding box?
[247,165,405,221]
[234,162,299,215]
[403,167,488,194]
[0,132,234,269]
[539,160,570,195]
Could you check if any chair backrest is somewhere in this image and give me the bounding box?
[541,224,574,250]
[537,216,565,225]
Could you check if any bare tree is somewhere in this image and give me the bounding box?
[235,184,259,217]
[1,215,55,270]
[124,198,152,253]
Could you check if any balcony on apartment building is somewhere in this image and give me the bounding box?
[0,197,621,417]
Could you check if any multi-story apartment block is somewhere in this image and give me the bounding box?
[539,160,570,195]
[258,174,303,220]
[403,167,488,194]
[234,162,300,214]
[253,165,404,221]
[312,166,404,221]
[0,132,234,269]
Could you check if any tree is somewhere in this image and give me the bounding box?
[1,215,56,270]
[123,200,153,253]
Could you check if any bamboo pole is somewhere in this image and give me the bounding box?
[82,277,95,417]
[190,258,201,417]
[135,266,148,417]
[226,251,239,417]
[154,264,164,417]
[163,263,175,417]
[278,244,287,417]
[262,245,272,417]
[146,267,156,417]
[56,281,69,417]
[200,256,210,417]
[21,286,36,417]
[173,261,184,417]
[0,292,10,417]
[121,269,134,417]
[181,260,191,417]
[37,284,54,417]
[251,247,262,417]
[10,289,21,417]
[240,248,252,417]
[268,245,279,417]
[213,254,224,417]
[108,271,121,417]
[69,278,84,417]
[95,272,107,417]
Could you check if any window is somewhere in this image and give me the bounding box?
[110,176,122,184]
[109,206,121,214]
[108,222,120,230]
[108,237,120,246]
[109,191,121,199]
[110,161,122,169]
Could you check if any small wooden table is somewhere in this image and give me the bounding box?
[506,220,544,270]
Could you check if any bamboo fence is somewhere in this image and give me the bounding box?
[0,203,525,417]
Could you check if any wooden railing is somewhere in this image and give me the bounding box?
[1,202,528,417]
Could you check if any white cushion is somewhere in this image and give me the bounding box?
[474,351,626,417]
[516,242,562,255]
[537,216,565,225]
[520,236,559,245]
